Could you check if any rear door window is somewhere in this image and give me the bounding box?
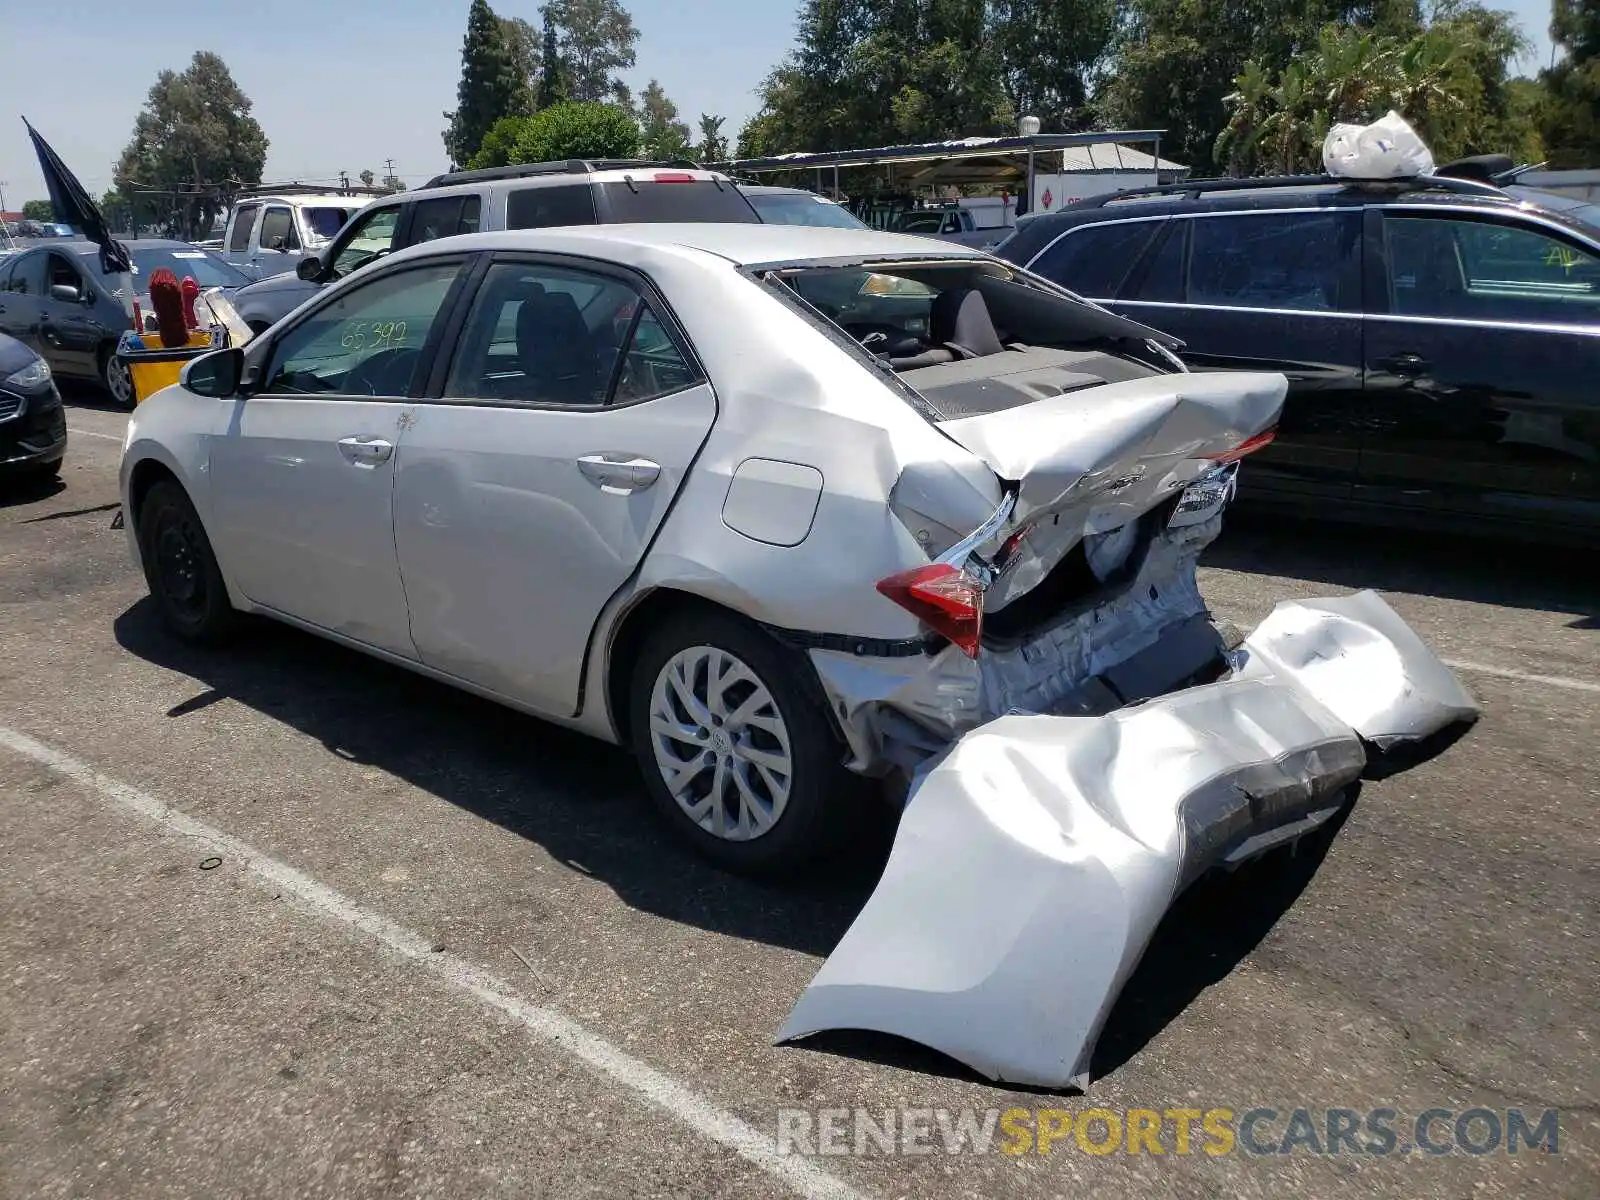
[1186,211,1359,312]
[1029,220,1164,298]
[406,194,483,245]
[505,185,598,229]
[595,179,759,223]
[228,204,260,253]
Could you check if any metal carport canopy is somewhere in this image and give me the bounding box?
[714,130,1171,176]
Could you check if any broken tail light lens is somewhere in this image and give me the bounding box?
[876,563,983,657]
[1209,428,1277,464]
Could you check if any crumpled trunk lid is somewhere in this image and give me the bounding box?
[934,370,1286,525]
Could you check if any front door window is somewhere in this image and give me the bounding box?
[263,261,464,397]
[329,206,404,279]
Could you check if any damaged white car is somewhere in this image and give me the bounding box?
[121,224,1476,1085]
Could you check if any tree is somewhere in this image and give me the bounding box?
[113,51,268,240]
[468,114,537,168]
[513,101,640,162]
[638,80,694,159]
[443,0,535,168]
[538,10,568,108]
[737,0,1011,158]
[381,174,408,194]
[21,199,54,222]
[1539,0,1600,167]
[541,0,638,104]
[1215,3,1537,176]
[359,169,377,187]
[990,0,1116,130]
[697,114,729,163]
[502,14,541,99]
[1102,1,1424,175]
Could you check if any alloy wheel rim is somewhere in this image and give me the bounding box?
[106,356,132,403]
[648,645,793,842]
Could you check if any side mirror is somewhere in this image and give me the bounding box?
[181,346,245,397]
[296,255,322,281]
[49,283,81,303]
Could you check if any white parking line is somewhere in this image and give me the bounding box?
[0,725,867,1200]
[1443,659,1600,695]
[66,427,124,441]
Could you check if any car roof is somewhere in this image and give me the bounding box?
[1001,176,1600,261]
[386,223,989,267]
[740,185,832,198]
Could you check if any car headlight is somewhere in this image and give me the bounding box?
[3,357,50,389]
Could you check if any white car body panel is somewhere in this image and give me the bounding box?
[392,384,719,716]
[209,396,417,657]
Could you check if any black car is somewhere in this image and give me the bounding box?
[0,239,249,406]
[995,159,1600,544]
[0,331,67,481]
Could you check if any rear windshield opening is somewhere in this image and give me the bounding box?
[763,261,1174,419]
[597,180,760,223]
[770,262,1164,369]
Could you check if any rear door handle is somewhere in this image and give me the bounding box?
[1375,353,1430,377]
[337,435,393,467]
[577,454,661,493]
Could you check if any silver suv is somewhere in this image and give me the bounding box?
[230,159,759,332]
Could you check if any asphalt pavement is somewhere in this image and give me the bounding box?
[1,391,1595,1199]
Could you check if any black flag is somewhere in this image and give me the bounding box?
[23,116,133,275]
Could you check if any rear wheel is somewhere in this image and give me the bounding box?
[136,480,237,643]
[628,610,858,876]
[100,346,133,408]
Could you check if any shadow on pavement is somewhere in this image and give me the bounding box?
[1208,510,1600,619]
[0,473,66,508]
[112,598,890,962]
[112,597,1346,1091]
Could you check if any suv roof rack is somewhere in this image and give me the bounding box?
[418,158,708,190]
[1071,170,1506,210]
[234,181,389,199]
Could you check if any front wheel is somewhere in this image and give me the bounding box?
[136,480,237,643]
[629,611,859,876]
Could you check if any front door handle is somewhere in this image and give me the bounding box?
[337,435,393,467]
[577,453,661,493]
[1374,352,1430,377]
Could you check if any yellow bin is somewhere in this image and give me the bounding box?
[119,328,219,405]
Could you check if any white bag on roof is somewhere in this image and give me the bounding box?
[1322,111,1434,180]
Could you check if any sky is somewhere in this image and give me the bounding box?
[0,0,1560,211]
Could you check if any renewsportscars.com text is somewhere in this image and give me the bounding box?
[775,1106,1561,1158]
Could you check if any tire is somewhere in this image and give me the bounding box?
[100,346,134,408]
[628,609,860,876]
[136,480,237,644]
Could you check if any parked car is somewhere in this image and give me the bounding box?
[0,330,66,480]
[219,185,382,281]
[741,185,868,228]
[892,203,1013,249]
[994,159,1600,544]
[119,224,1470,892]
[0,240,250,404]
[229,159,762,334]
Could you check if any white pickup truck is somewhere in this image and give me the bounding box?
[218,185,386,281]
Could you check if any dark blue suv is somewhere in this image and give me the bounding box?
[995,158,1600,545]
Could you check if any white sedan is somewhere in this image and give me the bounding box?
[119,223,1472,894]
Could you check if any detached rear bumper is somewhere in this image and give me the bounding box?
[776,590,1476,1090]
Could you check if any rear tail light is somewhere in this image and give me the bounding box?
[1209,428,1276,464]
[653,172,697,183]
[876,563,983,657]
